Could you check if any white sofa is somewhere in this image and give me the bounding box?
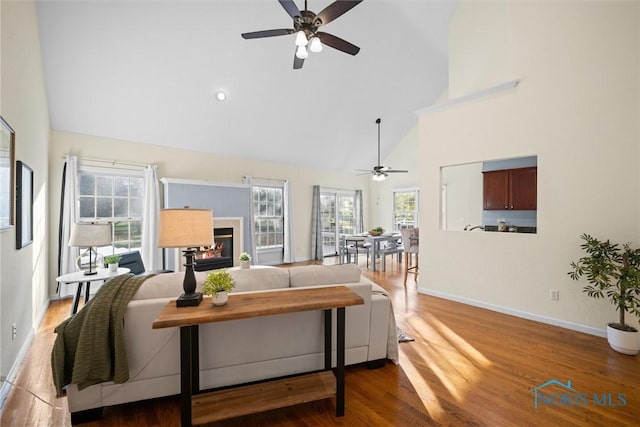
[65,264,399,421]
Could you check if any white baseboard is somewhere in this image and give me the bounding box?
[0,298,51,414]
[418,288,606,338]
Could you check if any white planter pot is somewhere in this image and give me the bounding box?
[606,324,640,355]
[240,260,250,269]
[212,291,228,306]
[108,263,119,272]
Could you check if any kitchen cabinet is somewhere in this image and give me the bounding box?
[483,167,537,210]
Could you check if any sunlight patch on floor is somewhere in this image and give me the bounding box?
[399,349,445,421]
[426,313,492,368]
[403,314,493,407]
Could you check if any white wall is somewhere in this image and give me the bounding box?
[441,162,483,231]
[419,0,639,333]
[47,131,370,295]
[369,123,422,230]
[0,0,50,382]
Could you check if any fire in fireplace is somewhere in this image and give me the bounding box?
[193,227,234,271]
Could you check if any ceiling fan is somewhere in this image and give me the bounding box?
[357,118,408,181]
[241,0,363,69]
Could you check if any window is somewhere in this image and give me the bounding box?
[78,168,144,255]
[393,188,419,230]
[320,191,356,256]
[252,186,283,249]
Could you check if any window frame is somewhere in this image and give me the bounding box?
[320,189,357,256]
[76,165,145,255]
[251,183,284,252]
[392,187,419,230]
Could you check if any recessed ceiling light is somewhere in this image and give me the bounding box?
[215,90,227,101]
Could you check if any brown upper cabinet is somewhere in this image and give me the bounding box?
[483,167,537,210]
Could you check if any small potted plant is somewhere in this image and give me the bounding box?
[569,233,640,355]
[239,252,251,269]
[369,226,384,236]
[104,255,121,272]
[202,270,235,306]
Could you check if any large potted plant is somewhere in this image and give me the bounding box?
[569,233,640,355]
[202,270,235,306]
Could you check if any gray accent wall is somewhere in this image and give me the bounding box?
[161,179,253,271]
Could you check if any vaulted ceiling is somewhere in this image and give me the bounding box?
[36,0,459,174]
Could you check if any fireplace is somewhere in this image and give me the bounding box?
[169,217,244,272]
[194,227,234,271]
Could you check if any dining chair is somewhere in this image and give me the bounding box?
[343,236,370,268]
[400,228,419,286]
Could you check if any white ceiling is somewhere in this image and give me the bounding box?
[36,0,459,174]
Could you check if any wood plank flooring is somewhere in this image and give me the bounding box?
[2,257,639,426]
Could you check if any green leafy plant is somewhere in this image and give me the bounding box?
[104,255,121,264]
[569,233,640,332]
[369,226,384,235]
[239,252,251,262]
[202,270,235,297]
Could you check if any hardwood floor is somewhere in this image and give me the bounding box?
[2,257,639,426]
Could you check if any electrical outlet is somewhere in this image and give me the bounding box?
[549,290,559,301]
[11,323,16,340]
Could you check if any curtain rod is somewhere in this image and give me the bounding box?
[244,176,286,183]
[62,154,149,169]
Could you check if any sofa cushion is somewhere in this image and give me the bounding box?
[288,264,361,288]
[131,271,210,300]
[227,267,290,292]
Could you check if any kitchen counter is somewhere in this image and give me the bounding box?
[484,225,537,233]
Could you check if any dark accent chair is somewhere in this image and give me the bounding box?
[117,251,173,276]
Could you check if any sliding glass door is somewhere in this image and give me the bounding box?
[320,191,356,256]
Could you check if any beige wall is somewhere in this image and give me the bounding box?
[47,131,370,294]
[419,0,639,333]
[0,0,50,378]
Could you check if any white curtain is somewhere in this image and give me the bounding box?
[283,180,295,263]
[59,156,79,277]
[142,164,162,270]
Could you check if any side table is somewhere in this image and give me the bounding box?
[152,285,364,426]
[56,268,131,315]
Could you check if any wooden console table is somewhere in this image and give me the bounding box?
[152,286,364,426]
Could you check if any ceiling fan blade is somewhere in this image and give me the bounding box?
[316,0,363,26]
[317,32,360,55]
[242,29,295,39]
[293,51,305,69]
[386,170,409,173]
[279,0,301,19]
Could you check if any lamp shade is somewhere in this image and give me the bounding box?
[69,223,112,247]
[158,208,213,248]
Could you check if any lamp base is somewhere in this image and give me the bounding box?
[83,270,98,276]
[176,292,203,307]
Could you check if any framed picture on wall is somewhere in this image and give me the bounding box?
[0,116,15,231]
[16,161,34,249]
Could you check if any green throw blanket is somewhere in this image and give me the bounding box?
[51,273,151,397]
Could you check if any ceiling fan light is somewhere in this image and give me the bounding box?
[295,30,308,47]
[309,36,323,53]
[295,45,309,59]
[372,174,386,182]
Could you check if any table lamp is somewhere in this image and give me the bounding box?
[158,208,213,307]
[69,222,112,275]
